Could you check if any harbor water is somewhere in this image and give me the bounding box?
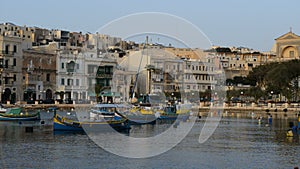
[0,111,300,169]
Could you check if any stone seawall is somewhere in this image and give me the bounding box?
[197,106,300,119]
[3,103,300,119]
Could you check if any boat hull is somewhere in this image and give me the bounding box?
[157,114,189,121]
[0,115,40,121]
[126,114,156,125]
[53,115,130,132]
[53,117,83,131]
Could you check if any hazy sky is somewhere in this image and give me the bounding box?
[1,0,299,51]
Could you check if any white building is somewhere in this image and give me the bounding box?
[118,48,218,102]
[56,48,86,102]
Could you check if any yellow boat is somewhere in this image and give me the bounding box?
[286,130,293,137]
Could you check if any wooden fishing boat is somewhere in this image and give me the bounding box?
[53,104,130,132]
[0,104,7,114]
[157,104,191,121]
[126,104,157,125]
[0,107,40,121]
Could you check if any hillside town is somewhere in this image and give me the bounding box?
[0,22,298,105]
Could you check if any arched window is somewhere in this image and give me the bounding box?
[67,61,76,72]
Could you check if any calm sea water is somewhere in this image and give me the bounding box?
[0,111,299,169]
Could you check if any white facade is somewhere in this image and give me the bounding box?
[119,48,218,101]
[56,48,86,101]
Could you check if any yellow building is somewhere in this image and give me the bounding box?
[0,35,23,104]
[271,30,300,61]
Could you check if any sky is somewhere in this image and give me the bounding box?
[0,0,299,51]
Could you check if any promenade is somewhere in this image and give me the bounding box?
[2,101,300,119]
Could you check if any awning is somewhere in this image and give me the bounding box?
[88,88,121,97]
[100,89,121,97]
[88,90,96,97]
[24,89,36,93]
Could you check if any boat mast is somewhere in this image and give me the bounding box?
[131,36,148,99]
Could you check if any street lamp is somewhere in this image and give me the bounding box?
[270,91,275,107]
[240,91,244,107]
[171,92,174,103]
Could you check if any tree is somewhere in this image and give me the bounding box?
[245,60,300,102]
[248,86,264,102]
[95,84,104,103]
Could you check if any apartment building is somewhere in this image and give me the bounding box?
[0,36,23,104]
[22,49,56,102]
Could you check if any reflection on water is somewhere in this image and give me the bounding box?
[0,112,300,168]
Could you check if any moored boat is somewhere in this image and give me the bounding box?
[126,104,157,125]
[0,107,40,121]
[0,104,7,114]
[53,104,130,132]
[156,103,191,121]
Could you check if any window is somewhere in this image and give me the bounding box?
[67,79,73,86]
[88,65,96,74]
[5,45,9,54]
[76,79,79,86]
[61,63,64,69]
[61,78,65,85]
[5,60,8,68]
[13,45,17,53]
[187,85,190,89]
[66,61,75,73]
[76,63,79,69]
[46,74,50,81]
[13,74,16,81]
[13,58,16,66]
[290,51,295,58]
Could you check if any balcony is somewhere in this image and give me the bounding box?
[0,50,15,57]
[2,65,16,71]
[96,73,113,79]
[3,80,16,87]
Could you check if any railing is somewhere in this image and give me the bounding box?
[2,65,15,71]
[96,74,113,78]
[0,50,15,56]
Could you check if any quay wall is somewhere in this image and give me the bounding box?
[3,103,300,119]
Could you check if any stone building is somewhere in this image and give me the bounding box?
[22,49,56,102]
[271,30,300,61]
[0,36,23,104]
